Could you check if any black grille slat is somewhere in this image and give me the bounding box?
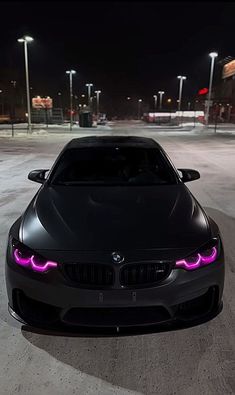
[120,262,171,287]
[147,265,151,282]
[83,265,88,283]
[98,267,103,285]
[64,263,114,288]
[150,265,155,282]
[91,265,95,284]
[139,265,145,283]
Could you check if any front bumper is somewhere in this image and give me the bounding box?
[5,251,225,329]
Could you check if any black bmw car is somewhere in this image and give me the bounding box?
[5,136,224,330]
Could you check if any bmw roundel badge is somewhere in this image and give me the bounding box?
[111,251,124,264]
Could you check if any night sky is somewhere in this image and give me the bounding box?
[0,1,234,115]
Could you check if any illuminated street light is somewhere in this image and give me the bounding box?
[18,35,33,43]
[158,91,165,109]
[153,95,158,111]
[17,35,34,133]
[209,52,218,58]
[126,97,131,118]
[66,70,76,131]
[86,83,93,106]
[177,76,186,111]
[205,52,218,125]
[95,90,101,115]
[167,98,172,103]
[57,92,62,108]
[138,99,142,120]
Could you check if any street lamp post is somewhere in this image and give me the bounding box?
[138,99,142,120]
[167,98,172,121]
[205,52,218,126]
[66,70,76,131]
[17,35,33,134]
[177,76,186,111]
[153,95,158,111]
[86,83,93,107]
[10,80,17,122]
[126,97,131,119]
[81,94,85,107]
[0,90,3,115]
[158,91,165,110]
[167,98,172,110]
[95,90,101,116]
[58,92,62,108]
[57,92,63,123]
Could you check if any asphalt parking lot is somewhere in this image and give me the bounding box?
[0,122,234,395]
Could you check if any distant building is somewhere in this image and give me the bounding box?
[212,57,235,122]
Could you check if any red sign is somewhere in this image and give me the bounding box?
[32,96,53,109]
[198,88,208,95]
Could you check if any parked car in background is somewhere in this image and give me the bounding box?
[97,113,107,125]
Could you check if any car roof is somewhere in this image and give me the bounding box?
[65,136,161,149]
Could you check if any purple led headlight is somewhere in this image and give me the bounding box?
[12,241,58,273]
[176,246,218,271]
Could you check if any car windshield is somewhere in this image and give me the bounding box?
[50,147,178,186]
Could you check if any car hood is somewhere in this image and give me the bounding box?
[20,184,210,254]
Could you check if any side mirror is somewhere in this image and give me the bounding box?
[178,168,200,183]
[28,169,49,184]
